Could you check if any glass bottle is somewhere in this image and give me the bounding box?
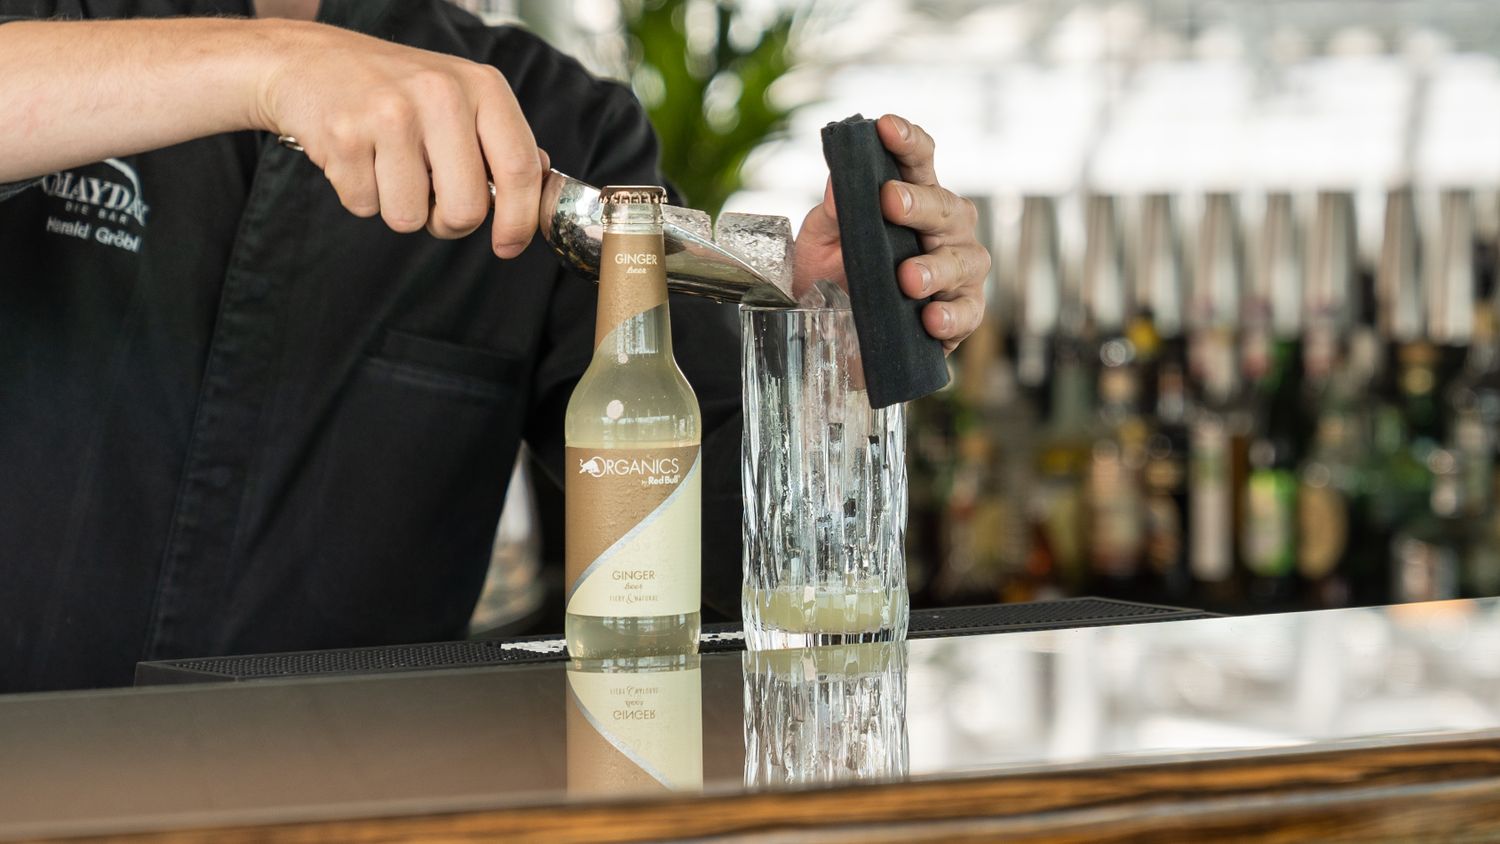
[1238,194,1305,606]
[1445,286,1500,596]
[1136,195,1191,600]
[1362,187,1433,606]
[1029,196,1091,594]
[1188,193,1248,608]
[565,186,702,658]
[1081,196,1146,595]
[1241,339,1304,605]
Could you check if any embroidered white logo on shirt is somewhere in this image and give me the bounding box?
[39,158,149,254]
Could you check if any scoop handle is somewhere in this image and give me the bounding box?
[820,115,950,409]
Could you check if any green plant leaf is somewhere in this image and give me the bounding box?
[623,0,815,218]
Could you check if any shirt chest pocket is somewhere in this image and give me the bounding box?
[364,328,527,404]
[285,328,533,644]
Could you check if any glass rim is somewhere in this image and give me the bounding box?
[738,303,853,314]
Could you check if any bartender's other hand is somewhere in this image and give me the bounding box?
[253,22,543,256]
[792,114,990,354]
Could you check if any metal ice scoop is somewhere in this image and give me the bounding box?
[276,135,795,307]
[538,169,796,307]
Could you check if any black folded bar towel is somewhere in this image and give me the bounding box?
[821,114,951,409]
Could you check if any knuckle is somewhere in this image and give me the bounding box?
[413,69,465,105]
[384,207,427,234]
[325,115,365,153]
[342,197,379,218]
[492,217,536,249]
[427,220,461,240]
[968,313,984,335]
[437,203,488,234]
[326,172,377,217]
[939,189,960,221]
[493,150,541,182]
[469,62,507,89]
[960,195,979,225]
[370,92,416,130]
[947,245,971,281]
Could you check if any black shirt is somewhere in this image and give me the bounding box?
[0,0,744,692]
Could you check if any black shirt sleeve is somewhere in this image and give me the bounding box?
[522,80,746,619]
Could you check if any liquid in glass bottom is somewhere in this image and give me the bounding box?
[743,581,907,649]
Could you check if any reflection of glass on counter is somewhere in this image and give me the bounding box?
[566,654,703,796]
[743,642,908,786]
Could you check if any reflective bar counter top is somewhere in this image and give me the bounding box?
[7,600,1500,842]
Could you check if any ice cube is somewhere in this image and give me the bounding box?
[716,212,794,296]
[662,206,712,243]
[814,279,851,310]
[795,279,852,311]
[797,280,828,309]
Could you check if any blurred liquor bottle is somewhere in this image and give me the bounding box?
[1033,312,1092,594]
[1427,190,1479,402]
[1238,194,1304,606]
[1025,196,1090,594]
[1297,354,1374,609]
[1296,191,1370,607]
[1241,340,1303,606]
[1302,192,1360,405]
[1015,196,1064,416]
[1081,195,1147,597]
[937,294,1036,605]
[1187,193,1249,609]
[1145,347,1192,601]
[1448,301,1500,597]
[1137,194,1192,601]
[1391,449,1464,603]
[1441,192,1500,597]
[1447,305,1498,523]
[1364,187,1433,606]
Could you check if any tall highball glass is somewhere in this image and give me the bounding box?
[740,301,909,649]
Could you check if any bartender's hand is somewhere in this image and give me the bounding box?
[792,114,990,354]
[255,22,544,256]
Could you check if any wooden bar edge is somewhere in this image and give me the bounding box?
[52,735,1500,844]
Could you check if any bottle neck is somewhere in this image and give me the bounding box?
[596,226,671,357]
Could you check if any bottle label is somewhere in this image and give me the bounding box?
[566,446,701,617]
[1190,420,1233,582]
[597,232,668,348]
[566,663,703,793]
[1145,490,1184,575]
[1088,446,1143,577]
[1242,469,1296,576]
[1297,484,1347,580]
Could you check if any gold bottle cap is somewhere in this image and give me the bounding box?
[601,185,667,206]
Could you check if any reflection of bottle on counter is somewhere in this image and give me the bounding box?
[743,643,908,787]
[566,655,703,796]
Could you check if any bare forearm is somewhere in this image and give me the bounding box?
[0,17,282,182]
[0,14,547,251]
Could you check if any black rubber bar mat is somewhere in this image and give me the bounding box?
[135,598,1217,686]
